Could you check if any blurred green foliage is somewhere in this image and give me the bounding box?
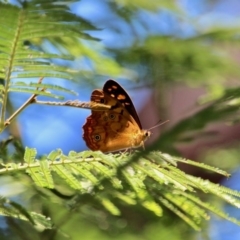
[1,0,240,239]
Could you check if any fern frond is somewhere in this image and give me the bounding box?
[141,198,163,217]
[174,157,230,177]
[0,195,51,230]
[39,159,54,189]
[8,87,64,99]
[187,175,240,207]
[91,161,123,189]
[1,148,240,229]
[96,196,121,216]
[113,192,136,205]
[158,196,202,231]
[24,147,37,163]
[11,82,77,95]
[16,72,74,80]
[68,162,100,186]
[52,164,82,190]
[179,191,240,225]
[48,149,83,190]
[0,0,98,129]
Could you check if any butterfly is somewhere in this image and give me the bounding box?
[82,79,151,153]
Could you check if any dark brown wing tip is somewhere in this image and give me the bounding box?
[103,79,143,129]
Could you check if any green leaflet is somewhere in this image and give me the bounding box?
[24,147,37,164]
[0,0,98,130]
[51,164,82,190]
[1,147,240,229]
[0,196,52,230]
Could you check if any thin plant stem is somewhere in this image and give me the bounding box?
[4,77,44,127]
[33,99,111,111]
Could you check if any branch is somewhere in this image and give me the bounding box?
[33,99,111,111]
[4,77,44,127]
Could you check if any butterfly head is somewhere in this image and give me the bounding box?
[143,130,151,141]
[133,129,151,150]
[139,120,169,148]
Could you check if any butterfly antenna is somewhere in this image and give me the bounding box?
[148,120,169,131]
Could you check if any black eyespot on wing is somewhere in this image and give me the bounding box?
[109,113,115,120]
[93,134,101,141]
[103,79,142,129]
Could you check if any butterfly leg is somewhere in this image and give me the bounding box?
[121,148,131,154]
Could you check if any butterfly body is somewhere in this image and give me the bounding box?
[83,80,150,153]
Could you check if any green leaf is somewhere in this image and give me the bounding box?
[24,147,37,164]
[97,196,121,216]
[11,82,78,95]
[51,164,82,190]
[39,160,54,189]
[8,87,64,99]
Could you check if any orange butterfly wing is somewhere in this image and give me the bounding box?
[82,80,150,152]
